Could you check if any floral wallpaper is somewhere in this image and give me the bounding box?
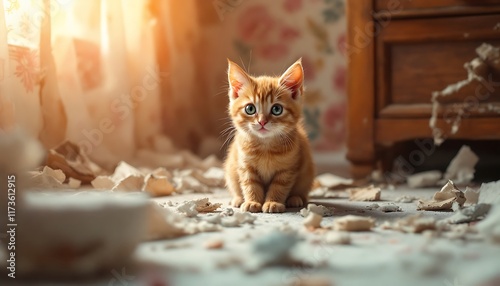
[219,0,347,152]
[1,0,348,160]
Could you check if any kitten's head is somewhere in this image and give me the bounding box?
[227,59,304,140]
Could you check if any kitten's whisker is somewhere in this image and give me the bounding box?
[220,129,236,151]
[219,126,235,138]
[239,56,247,73]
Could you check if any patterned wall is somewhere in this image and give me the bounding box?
[212,0,347,152]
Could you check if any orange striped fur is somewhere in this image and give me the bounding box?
[224,59,315,213]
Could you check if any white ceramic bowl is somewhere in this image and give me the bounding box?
[15,190,149,278]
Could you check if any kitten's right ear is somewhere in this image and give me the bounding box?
[228,59,251,100]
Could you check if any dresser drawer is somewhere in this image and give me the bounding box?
[374,0,500,16]
[376,14,500,118]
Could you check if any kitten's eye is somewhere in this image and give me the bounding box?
[271,104,283,116]
[245,104,256,115]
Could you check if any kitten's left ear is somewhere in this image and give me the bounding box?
[228,59,251,101]
[279,59,304,100]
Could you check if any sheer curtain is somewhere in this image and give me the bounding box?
[0,0,195,168]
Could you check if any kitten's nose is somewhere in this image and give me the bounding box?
[258,120,267,127]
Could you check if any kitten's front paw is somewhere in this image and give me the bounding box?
[286,196,304,208]
[262,202,286,213]
[241,201,262,213]
[231,197,244,208]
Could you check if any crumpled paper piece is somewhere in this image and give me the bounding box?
[143,174,176,197]
[173,167,225,193]
[464,187,480,205]
[443,204,491,224]
[176,198,222,217]
[324,231,351,245]
[46,140,103,184]
[478,180,500,206]
[299,203,334,217]
[146,203,223,241]
[87,134,225,195]
[379,204,402,212]
[442,145,479,185]
[220,212,257,227]
[381,214,436,233]
[27,166,82,189]
[347,185,381,201]
[430,44,500,145]
[332,215,374,232]
[91,161,176,197]
[417,180,466,211]
[303,212,323,229]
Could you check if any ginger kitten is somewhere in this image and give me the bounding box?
[224,59,315,213]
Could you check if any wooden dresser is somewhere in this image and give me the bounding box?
[346,0,500,178]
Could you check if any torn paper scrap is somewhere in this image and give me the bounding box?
[464,187,480,205]
[112,161,143,182]
[46,140,103,184]
[176,201,199,217]
[477,205,500,244]
[417,197,456,211]
[433,180,466,206]
[332,215,374,232]
[299,203,334,217]
[478,180,500,205]
[476,43,500,70]
[379,204,402,213]
[221,212,257,227]
[429,44,500,145]
[315,173,354,189]
[324,232,351,245]
[444,204,491,224]
[194,198,222,213]
[151,167,172,179]
[176,198,221,217]
[142,174,175,197]
[28,166,66,189]
[146,204,187,240]
[418,180,465,211]
[347,185,381,201]
[146,203,224,241]
[407,170,442,188]
[443,145,479,185]
[203,214,222,224]
[173,173,210,193]
[234,212,256,224]
[68,177,81,189]
[382,214,436,233]
[91,176,115,189]
[303,212,323,229]
[112,175,144,192]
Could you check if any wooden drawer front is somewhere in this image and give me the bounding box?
[377,14,500,118]
[374,0,500,17]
